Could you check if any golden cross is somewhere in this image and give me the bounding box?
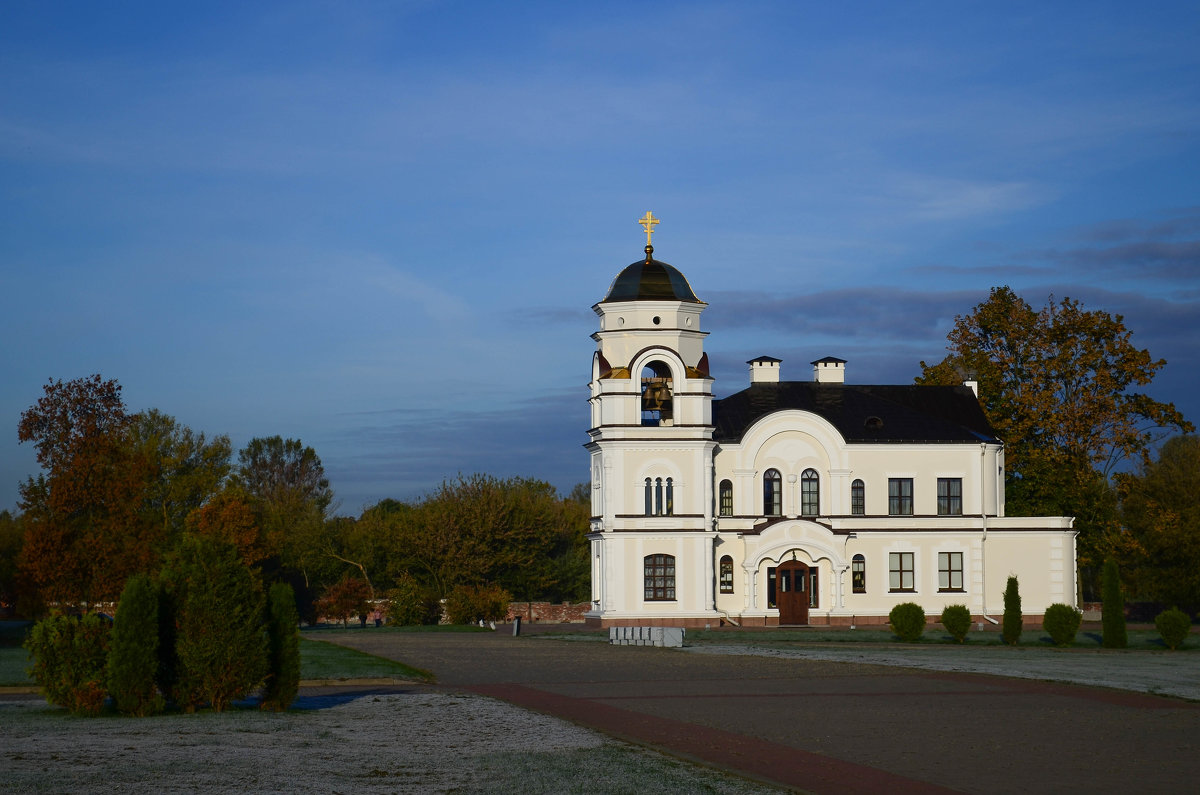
[637,211,660,246]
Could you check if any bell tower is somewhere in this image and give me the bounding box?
[586,212,718,626]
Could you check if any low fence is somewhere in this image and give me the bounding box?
[506,601,590,624]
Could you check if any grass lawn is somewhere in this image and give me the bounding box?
[298,636,431,681]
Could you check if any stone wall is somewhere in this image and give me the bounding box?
[506,601,591,623]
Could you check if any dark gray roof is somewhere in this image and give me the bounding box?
[713,382,999,444]
[599,256,703,304]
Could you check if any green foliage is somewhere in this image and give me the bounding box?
[155,579,179,704]
[1154,606,1191,651]
[262,583,300,711]
[1042,603,1082,647]
[1101,558,1127,649]
[888,602,926,642]
[164,536,267,711]
[1121,435,1200,612]
[385,574,441,626]
[1002,576,1022,645]
[445,583,512,624]
[25,613,111,716]
[107,574,163,716]
[939,604,971,643]
[917,288,1192,572]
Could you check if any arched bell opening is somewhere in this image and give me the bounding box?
[641,361,674,426]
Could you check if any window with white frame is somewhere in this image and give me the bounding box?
[889,552,915,592]
[801,468,819,516]
[763,469,782,516]
[938,551,964,591]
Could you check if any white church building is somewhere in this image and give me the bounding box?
[585,214,1077,628]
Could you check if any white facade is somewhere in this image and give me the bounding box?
[585,246,1076,628]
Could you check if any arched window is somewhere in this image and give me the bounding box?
[665,477,674,516]
[719,555,734,593]
[644,478,652,516]
[852,554,866,593]
[719,479,733,516]
[851,479,865,515]
[763,469,782,516]
[654,477,663,515]
[801,468,819,516]
[644,554,675,601]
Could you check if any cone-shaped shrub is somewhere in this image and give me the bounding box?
[25,613,111,716]
[164,535,267,711]
[940,604,971,643]
[1101,558,1127,649]
[108,574,164,716]
[1154,607,1191,651]
[1002,576,1022,645]
[262,582,300,711]
[889,602,926,642]
[155,579,179,705]
[1042,603,1082,647]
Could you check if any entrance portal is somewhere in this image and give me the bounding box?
[776,560,810,625]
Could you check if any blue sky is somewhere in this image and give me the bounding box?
[2,1,1197,514]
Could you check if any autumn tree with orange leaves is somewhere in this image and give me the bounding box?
[918,287,1192,588]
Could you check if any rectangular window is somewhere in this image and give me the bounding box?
[644,554,676,601]
[937,478,963,516]
[888,478,913,516]
[938,552,964,591]
[889,552,915,592]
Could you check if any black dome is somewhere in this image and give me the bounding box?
[600,256,702,304]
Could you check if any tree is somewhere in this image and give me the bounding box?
[318,574,372,626]
[16,376,148,607]
[233,436,333,589]
[163,536,267,711]
[0,510,28,614]
[262,583,300,711]
[919,288,1192,575]
[1120,435,1200,612]
[1002,576,1022,645]
[1101,558,1127,649]
[107,573,163,716]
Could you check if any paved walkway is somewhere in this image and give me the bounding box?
[329,630,1200,794]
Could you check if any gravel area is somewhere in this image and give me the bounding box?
[0,691,781,794]
[684,643,1200,701]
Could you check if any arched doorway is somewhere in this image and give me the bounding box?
[776,560,810,625]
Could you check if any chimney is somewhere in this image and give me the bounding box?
[748,356,781,384]
[812,356,846,384]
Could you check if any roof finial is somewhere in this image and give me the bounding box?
[637,211,659,260]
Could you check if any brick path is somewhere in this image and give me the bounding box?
[326,629,1200,794]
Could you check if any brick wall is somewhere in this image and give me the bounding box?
[506,601,590,623]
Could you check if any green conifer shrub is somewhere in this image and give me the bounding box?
[1154,607,1191,650]
[165,536,267,711]
[1041,603,1082,647]
[1101,558,1127,649]
[940,604,971,643]
[445,584,513,625]
[108,574,163,716]
[155,580,180,705]
[25,613,111,716]
[262,582,300,711]
[1002,576,1022,645]
[888,602,926,642]
[386,574,441,626]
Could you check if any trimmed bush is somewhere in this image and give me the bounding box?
[1042,603,1082,647]
[164,535,267,712]
[1002,576,1022,645]
[386,575,441,626]
[1101,558,1127,649]
[1155,607,1191,651]
[888,602,926,642]
[25,613,111,716]
[445,584,512,625]
[940,604,971,643]
[262,582,300,711]
[155,579,179,705]
[108,574,164,716]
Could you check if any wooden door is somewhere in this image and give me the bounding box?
[777,561,809,625]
